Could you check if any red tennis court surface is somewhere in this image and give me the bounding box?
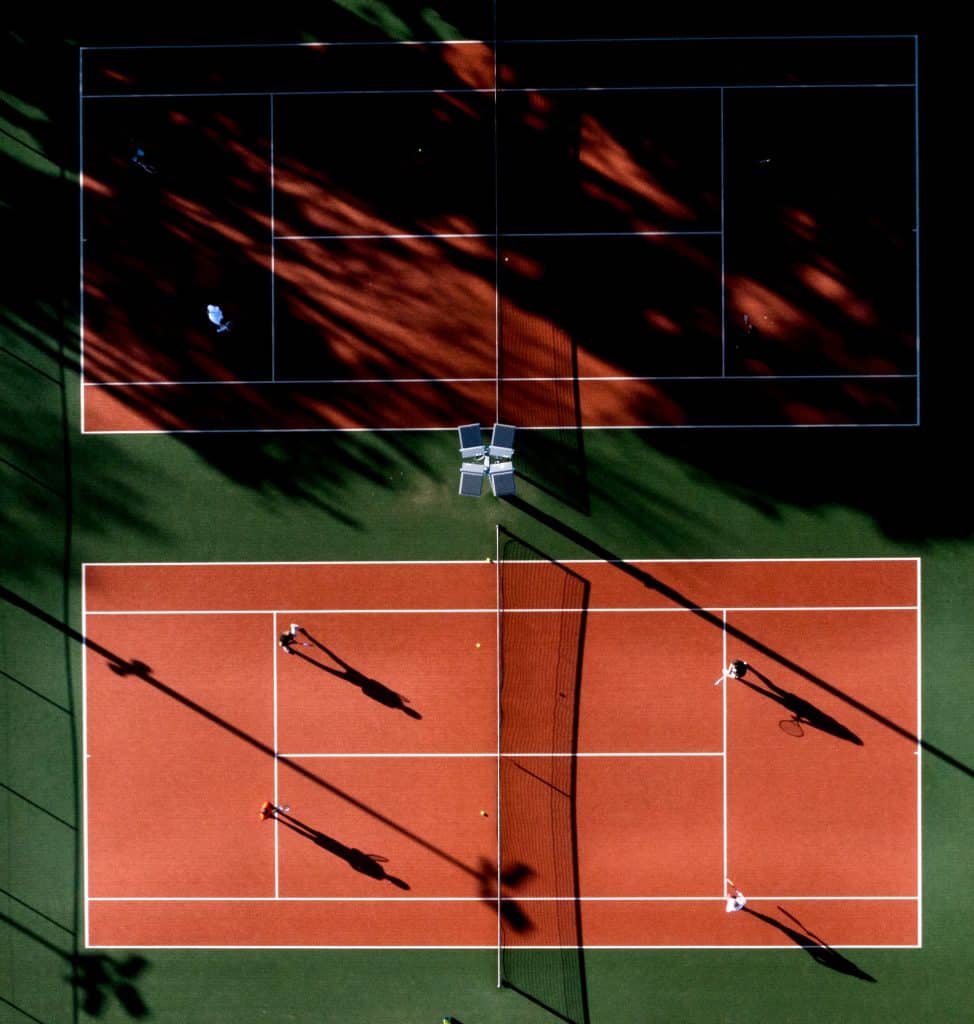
[80,36,918,432]
[83,557,919,948]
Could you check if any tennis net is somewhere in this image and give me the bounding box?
[495,526,590,1024]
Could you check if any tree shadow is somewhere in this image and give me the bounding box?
[269,807,410,889]
[743,905,878,982]
[293,630,422,719]
[736,664,864,745]
[8,26,953,565]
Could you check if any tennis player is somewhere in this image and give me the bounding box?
[725,880,747,912]
[206,304,232,333]
[279,623,311,655]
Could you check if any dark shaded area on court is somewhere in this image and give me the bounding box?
[494,32,914,89]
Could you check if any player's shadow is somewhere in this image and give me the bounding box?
[744,905,877,982]
[736,665,863,745]
[293,632,422,719]
[270,808,410,889]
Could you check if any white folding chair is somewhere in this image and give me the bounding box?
[488,461,516,496]
[459,462,486,497]
[487,423,516,459]
[457,423,485,459]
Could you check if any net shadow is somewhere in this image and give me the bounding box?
[498,255,590,512]
[496,526,590,1024]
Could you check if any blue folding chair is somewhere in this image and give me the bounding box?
[487,423,516,459]
[457,423,486,459]
[488,461,516,497]
[459,462,486,497]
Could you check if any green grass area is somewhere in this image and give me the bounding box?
[4,15,972,1024]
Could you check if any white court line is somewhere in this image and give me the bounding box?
[80,34,915,50]
[80,39,490,52]
[87,894,918,902]
[82,82,915,100]
[82,420,922,434]
[83,942,921,950]
[275,229,722,240]
[719,87,726,377]
[279,751,724,758]
[83,557,494,566]
[269,95,276,382]
[81,372,918,387]
[498,83,915,93]
[82,376,496,386]
[84,605,918,615]
[78,46,87,432]
[278,232,495,240]
[500,33,917,43]
[722,609,728,891]
[914,36,921,421]
[493,522,502,987]
[82,556,919,566]
[84,87,496,100]
[272,613,280,899]
[85,608,496,615]
[916,558,923,945]
[81,561,91,947]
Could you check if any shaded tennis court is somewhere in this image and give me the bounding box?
[80,34,918,432]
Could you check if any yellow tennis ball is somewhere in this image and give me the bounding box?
[480,810,488,816]
[475,642,481,648]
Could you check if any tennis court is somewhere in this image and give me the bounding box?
[83,552,918,954]
[79,33,917,432]
[7,14,970,1024]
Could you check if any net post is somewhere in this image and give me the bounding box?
[495,523,503,988]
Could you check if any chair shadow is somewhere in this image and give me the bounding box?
[737,665,863,745]
[108,658,154,680]
[475,856,536,934]
[743,905,877,982]
[293,631,422,719]
[270,808,410,889]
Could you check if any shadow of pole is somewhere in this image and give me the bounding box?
[502,495,973,780]
[0,584,485,883]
